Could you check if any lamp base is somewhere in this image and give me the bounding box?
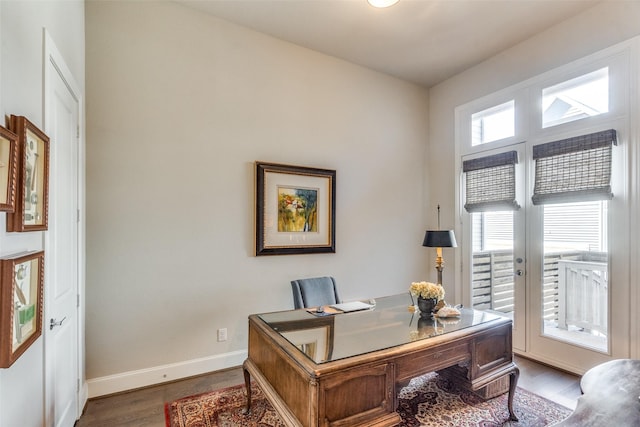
[435,257,444,285]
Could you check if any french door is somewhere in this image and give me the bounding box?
[524,128,629,372]
[461,143,526,352]
[461,138,628,374]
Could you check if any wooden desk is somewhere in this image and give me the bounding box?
[554,359,640,426]
[243,294,519,427]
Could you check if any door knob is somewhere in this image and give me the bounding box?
[50,317,66,330]
[515,270,524,276]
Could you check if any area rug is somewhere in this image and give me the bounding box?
[165,373,571,427]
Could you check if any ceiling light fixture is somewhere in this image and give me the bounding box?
[368,0,399,8]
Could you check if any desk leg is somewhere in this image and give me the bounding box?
[242,359,252,415]
[508,366,520,421]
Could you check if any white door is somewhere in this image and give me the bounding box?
[525,130,629,373]
[462,143,527,351]
[44,31,82,427]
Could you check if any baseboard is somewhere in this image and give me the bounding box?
[86,350,247,398]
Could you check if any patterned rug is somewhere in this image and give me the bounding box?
[165,373,571,427]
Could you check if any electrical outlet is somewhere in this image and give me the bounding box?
[217,328,228,342]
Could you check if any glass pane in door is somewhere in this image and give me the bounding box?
[541,201,608,352]
[471,211,516,319]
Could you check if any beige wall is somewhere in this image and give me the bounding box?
[0,1,85,426]
[85,0,430,390]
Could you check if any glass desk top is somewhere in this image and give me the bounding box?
[258,293,503,364]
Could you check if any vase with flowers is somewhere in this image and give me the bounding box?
[410,281,445,318]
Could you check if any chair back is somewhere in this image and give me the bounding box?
[291,276,340,309]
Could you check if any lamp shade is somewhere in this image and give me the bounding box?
[422,230,457,248]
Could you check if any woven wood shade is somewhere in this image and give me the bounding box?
[532,129,617,205]
[463,151,520,213]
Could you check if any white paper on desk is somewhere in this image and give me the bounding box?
[330,301,374,312]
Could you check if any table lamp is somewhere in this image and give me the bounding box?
[422,205,457,285]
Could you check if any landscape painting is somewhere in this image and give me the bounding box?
[277,187,318,232]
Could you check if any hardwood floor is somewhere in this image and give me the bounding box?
[76,367,245,427]
[76,355,581,427]
[514,355,582,410]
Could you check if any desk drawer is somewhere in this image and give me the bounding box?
[319,362,398,427]
[396,343,470,382]
[470,323,512,380]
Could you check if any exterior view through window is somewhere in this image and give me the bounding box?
[542,67,608,128]
[471,211,515,314]
[471,203,608,352]
[542,202,607,351]
[471,100,514,146]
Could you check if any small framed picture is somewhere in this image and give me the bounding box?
[0,251,45,368]
[7,116,50,232]
[0,125,18,211]
[255,162,336,256]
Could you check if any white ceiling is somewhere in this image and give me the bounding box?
[176,0,601,88]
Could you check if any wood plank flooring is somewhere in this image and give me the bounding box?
[76,367,245,427]
[513,356,582,410]
[76,355,581,427]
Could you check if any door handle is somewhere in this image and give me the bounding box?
[50,317,66,330]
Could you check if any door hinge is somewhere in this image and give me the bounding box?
[77,125,80,139]
[77,378,80,393]
[77,209,80,223]
[77,294,80,308]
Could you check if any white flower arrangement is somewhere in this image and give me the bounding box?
[409,281,445,301]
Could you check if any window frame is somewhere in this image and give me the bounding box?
[453,37,633,366]
[530,52,628,138]
[471,100,516,146]
[456,91,526,156]
[541,66,609,129]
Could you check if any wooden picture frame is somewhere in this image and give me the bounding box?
[0,125,18,211]
[256,162,336,256]
[7,115,50,232]
[0,251,45,368]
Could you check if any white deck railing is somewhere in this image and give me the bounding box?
[557,259,608,334]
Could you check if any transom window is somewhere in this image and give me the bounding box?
[542,67,609,128]
[471,100,514,146]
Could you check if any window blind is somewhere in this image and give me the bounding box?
[532,129,617,205]
[463,151,520,213]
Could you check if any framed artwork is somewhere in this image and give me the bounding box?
[7,115,50,232]
[0,251,45,368]
[0,125,18,211]
[255,162,336,256]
